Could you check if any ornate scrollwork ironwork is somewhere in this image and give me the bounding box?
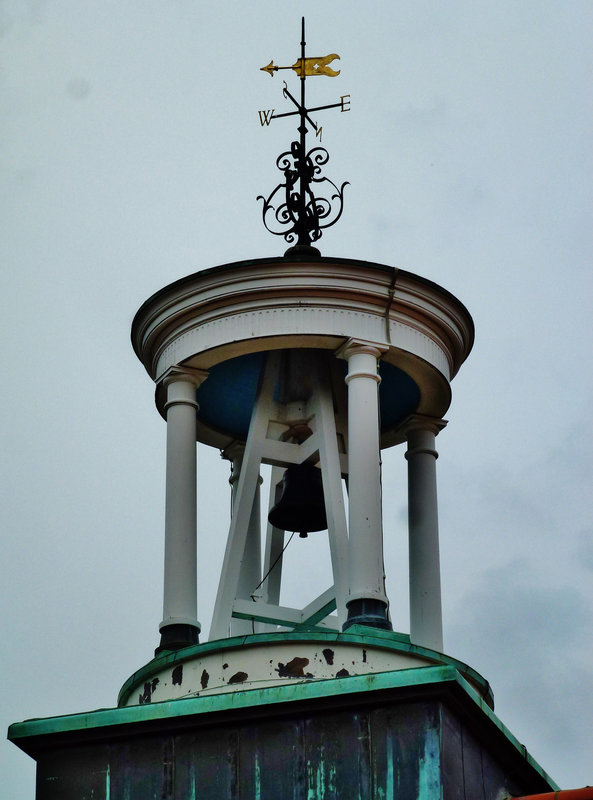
[257,142,348,248]
[257,19,349,255]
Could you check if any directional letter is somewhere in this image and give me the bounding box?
[258,109,275,127]
[340,95,351,112]
[315,126,323,142]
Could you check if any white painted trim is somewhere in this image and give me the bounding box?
[132,259,474,439]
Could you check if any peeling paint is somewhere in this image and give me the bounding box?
[172,665,183,686]
[119,636,454,707]
[138,678,159,704]
[305,751,337,799]
[228,671,248,684]
[336,668,350,678]
[276,656,311,678]
[307,757,326,800]
[328,763,337,795]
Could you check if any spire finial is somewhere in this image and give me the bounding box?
[256,19,350,256]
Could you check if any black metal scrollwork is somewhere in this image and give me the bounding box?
[257,20,349,255]
[257,142,348,249]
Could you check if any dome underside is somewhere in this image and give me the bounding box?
[195,349,421,446]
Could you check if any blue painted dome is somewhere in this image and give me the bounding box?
[195,349,420,441]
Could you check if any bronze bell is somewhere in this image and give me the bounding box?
[268,463,327,538]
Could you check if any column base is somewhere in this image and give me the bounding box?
[342,599,392,632]
[155,623,200,655]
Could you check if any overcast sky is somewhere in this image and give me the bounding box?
[1,1,592,796]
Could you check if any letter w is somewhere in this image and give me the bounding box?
[258,109,275,126]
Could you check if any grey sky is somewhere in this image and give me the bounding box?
[2,2,592,795]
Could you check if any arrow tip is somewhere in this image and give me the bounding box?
[260,60,276,77]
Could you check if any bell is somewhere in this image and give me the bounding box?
[268,463,327,538]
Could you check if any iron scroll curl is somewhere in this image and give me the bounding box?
[257,142,349,247]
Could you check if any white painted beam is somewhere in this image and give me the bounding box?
[209,353,280,640]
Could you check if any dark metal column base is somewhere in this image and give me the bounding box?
[155,623,200,655]
[284,244,321,259]
[342,599,392,632]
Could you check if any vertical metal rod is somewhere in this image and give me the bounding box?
[298,17,308,245]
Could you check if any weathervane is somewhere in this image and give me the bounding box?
[257,18,350,255]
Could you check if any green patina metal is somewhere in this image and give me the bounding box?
[9,664,559,794]
[8,662,554,792]
[418,727,441,799]
[10,665,457,743]
[384,737,395,800]
[116,627,494,709]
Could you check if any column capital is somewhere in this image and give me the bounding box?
[335,338,389,361]
[160,365,209,389]
[401,414,448,437]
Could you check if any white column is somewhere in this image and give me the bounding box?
[405,417,446,652]
[225,444,262,636]
[159,366,207,650]
[337,339,390,630]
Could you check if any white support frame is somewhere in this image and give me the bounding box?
[225,444,263,637]
[209,352,349,641]
[262,465,286,609]
[232,584,340,632]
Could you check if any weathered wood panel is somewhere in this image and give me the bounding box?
[36,745,109,800]
[370,702,442,799]
[29,697,554,799]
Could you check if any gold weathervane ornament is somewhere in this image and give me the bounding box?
[260,54,341,79]
[256,18,350,256]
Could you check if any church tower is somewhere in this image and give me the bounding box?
[9,20,564,799]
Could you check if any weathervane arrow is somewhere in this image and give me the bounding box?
[260,54,341,78]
